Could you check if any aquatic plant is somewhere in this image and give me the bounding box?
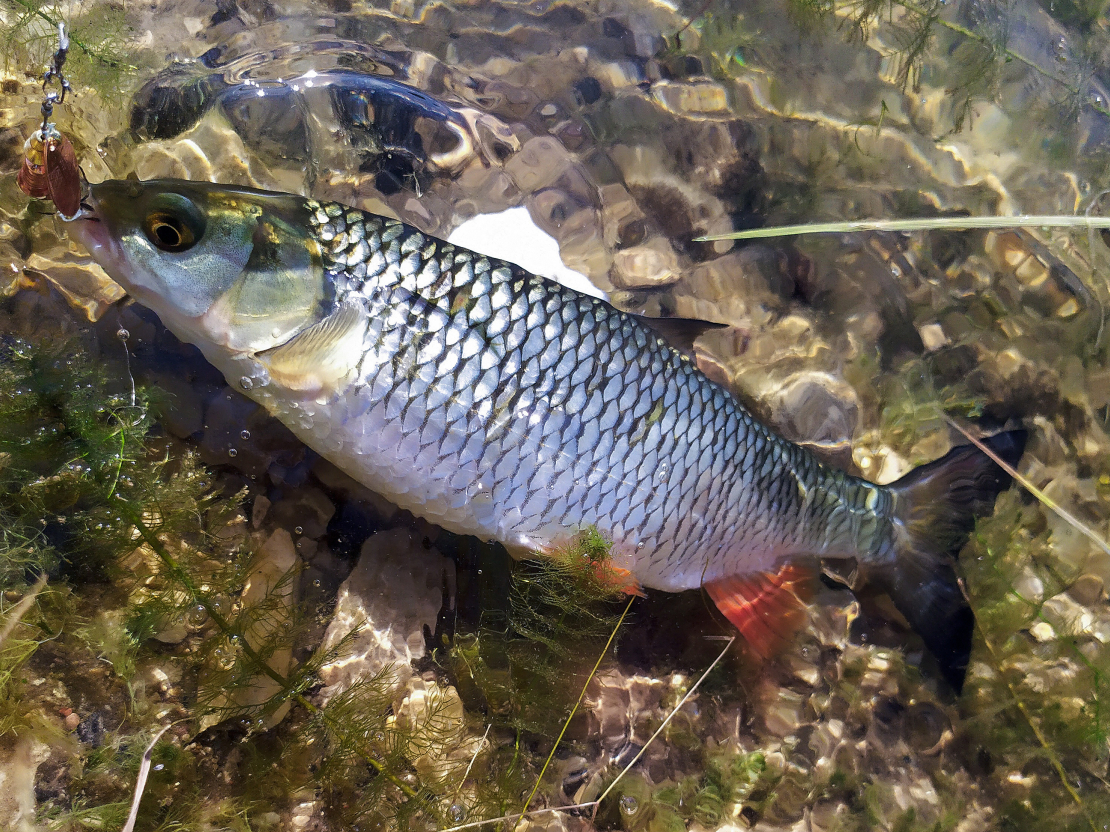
[696,214,1110,242]
[442,531,629,737]
[963,491,1110,832]
[0,337,150,583]
[0,0,137,98]
[434,532,636,824]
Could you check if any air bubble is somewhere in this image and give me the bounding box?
[228,448,238,458]
[186,604,209,629]
[116,328,129,341]
[212,645,235,671]
[447,804,466,823]
[619,795,639,816]
[239,376,254,391]
[240,429,251,440]
[294,526,303,535]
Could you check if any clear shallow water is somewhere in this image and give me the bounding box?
[1,1,1110,830]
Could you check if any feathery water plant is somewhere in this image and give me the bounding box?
[1,0,137,97]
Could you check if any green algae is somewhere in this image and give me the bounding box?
[592,748,774,831]
[0,337,152,585]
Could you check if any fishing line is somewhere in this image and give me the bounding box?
[105,312,137,501]
[116,319,136,409]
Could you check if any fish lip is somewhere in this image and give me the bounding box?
[64,190,123,282]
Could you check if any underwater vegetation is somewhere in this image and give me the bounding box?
[961,491,1110,832]
[0,0,138,101]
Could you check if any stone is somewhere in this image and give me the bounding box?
[766,371,860,447]
[504,136,575,193]
[610,237,680,289]
[918,323,948,352]
[269,487,336,540]
[22,254,126,322]
[652,80,730,115]
[0,735,49,832]
[317,528,455,698]
[1067,574,1104,606]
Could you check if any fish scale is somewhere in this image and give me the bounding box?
[297,196,884,590]
[71,179,1026,687]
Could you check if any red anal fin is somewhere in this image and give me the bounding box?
[705,564,814,658]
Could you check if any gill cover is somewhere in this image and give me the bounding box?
[83,180,329,353]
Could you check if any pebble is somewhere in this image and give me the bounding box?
[64,712,80,731]
[1029,621,1055,643]
[251,495,271,529]
[652,80,730,114]
[1067,574,1104,606]
[268,487,335,540]
[610,237,680,289]
[918,323,948,351]
[767,371,860,446]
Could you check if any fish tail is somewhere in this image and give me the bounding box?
[879,429,1027,692]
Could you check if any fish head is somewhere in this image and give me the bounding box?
[69,179,329,355]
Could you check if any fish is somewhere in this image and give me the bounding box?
[67,179,1025,691]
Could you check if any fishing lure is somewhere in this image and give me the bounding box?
[17,22,82,219]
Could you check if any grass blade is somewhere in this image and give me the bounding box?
[695,215,1110,242]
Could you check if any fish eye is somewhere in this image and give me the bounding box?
[141,194,206,253]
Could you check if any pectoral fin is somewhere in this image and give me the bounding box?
[257,301,367,395]
[705,564,814,658]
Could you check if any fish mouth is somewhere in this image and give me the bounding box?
[64,190,122,280]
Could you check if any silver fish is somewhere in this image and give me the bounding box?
[68,179,1024,689]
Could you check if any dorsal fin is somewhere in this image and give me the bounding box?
[257,301,367,395]
[630,313,728,359]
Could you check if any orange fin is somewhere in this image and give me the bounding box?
[591,563,646,597]
[705,564,814,658]
[530,535,646,597]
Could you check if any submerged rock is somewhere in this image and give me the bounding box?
[317,528,454,697]
[0,736,49,832]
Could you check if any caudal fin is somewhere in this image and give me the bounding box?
[882,429,1026,692]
